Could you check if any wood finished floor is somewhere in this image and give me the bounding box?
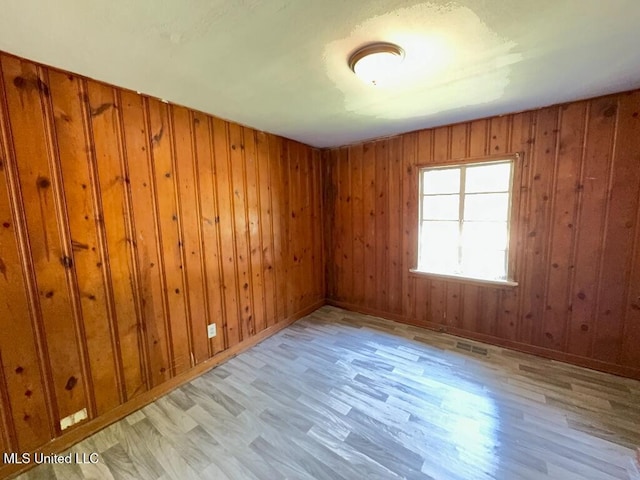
[15,306,640,480]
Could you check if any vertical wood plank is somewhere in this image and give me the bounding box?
[498,112,532,341]
[256,132,276,327]
[331,148,342,301]
[211,118,240,345]
[281,140,292,318]
[622,182,640,368]
[0,183,51,451]
[362,143,376,309]
[0,63,51,449]
[172,105,209,365]
[48,71,122,414]
[312,149,324,302]
[193,112,226,354]
[288,143,299,313]
[322,150,333,300]
[620,93,640,368]
[430,281,446,326]
[243,127,266,333]
[388,136,403,315]
[1,55,88,425]
[228,123,254,339]
[87,81,148,398]
[325,149,336,301]
[119,92,169,388]
[293,142,307,312]
[540,102,586,351]
[518,107,559,346]
[450,123,467,159]
[341,147,353,306]
[375,141,388,313]
[477,288,498,336]
[350,145,364,306]
[269,135,287,323]
[41,69,96,422]
[414,278,430,324]
[401,133,418,320]
[298,145,313,309]
[146,97,191,376]
[593,92,640,363]
[567,97,617,357]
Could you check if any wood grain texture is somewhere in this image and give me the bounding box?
[13,306,640,480]
[0,71,52,451]
[0,50,324,470]
[2,300,320,479]
[1,45,639,478]
[86,79,147,401]
[325,90,640,380]
[1,55,90,432]
[49,71,123,416]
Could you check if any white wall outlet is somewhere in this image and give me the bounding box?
[60,408,88,431]
[207,323,217,339]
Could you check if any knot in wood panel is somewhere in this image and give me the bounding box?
[64,376,78,391]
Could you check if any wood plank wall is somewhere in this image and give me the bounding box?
[0,51,324,469]
[325,90,640,380]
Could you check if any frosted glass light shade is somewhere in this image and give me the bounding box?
[349,43,404,86]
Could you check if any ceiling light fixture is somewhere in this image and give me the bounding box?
[348,42,405,86]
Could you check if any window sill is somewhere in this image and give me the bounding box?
[409,269,518,288]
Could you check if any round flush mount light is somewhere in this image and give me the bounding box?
[348,42,405,86]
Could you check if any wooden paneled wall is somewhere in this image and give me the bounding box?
[0,51,323,471]
[325,90,640,379]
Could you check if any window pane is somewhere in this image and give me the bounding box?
[418,160,514,282]
[423,168,460,194]
[464,193,509,221]
[422,194,459,220]
[461,249,507,279]
[419,221,459,273]
[465,162,512,193]
[462,221,508,251]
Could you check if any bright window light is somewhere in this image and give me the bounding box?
[417,159,515,282]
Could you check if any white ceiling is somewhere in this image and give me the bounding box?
[1,0,639,148]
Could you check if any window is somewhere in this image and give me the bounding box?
[416,158,517,285]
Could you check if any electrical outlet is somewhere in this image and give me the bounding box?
[60,408,87,431]
[207,323,217,339]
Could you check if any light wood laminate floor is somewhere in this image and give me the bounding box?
[16,306,640,480]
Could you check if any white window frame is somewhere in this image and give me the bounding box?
[410,154,519,288]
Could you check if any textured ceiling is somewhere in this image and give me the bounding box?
[1,0,639,148]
